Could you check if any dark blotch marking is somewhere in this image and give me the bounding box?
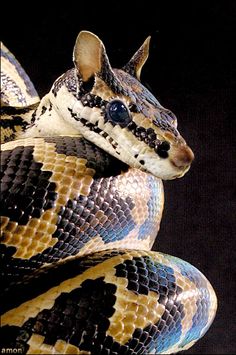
[1,145,57,288]
[155,141,170,159]
[0,242,43,291]
[15,278,116,351]
[127,121,137,132]
[0,104,38,116]
[1,138,130,288]
[0,115,28,131]
[159,141,170,152]
[114,255,184,353]
[1,275,117,353]
[80,92,107,109]
[44,136,127,178]
[41,169,136,264]
[31,110,37,123]
[126,121,161,151]
[0,146,57,225]
[41,105,47,115]
[67,107,80,122]
[1,251,122,314]
[129,103,139,113]
[115,255,180,297]
[155,147,168,159]
[1,252,185,354]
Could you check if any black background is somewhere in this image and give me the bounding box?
[1,1,235,354]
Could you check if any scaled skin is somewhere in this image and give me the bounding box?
[0,31,217,355]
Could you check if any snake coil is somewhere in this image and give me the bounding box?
[0,32,217,354]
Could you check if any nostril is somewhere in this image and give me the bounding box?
[171,146,194,168]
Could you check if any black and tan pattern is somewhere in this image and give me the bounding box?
[1,251,217,354]
[0,31,217,354]
[1,136,163,288]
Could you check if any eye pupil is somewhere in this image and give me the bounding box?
[110,102,126,121]
[107,100,131,127]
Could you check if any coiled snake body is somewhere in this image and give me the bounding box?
[0,32,217,354]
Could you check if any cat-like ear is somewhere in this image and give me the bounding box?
[73,31,114,82]
[122,36,151,80]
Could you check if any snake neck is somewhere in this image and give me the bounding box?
[22,91,81,139]
[1,74,84,142]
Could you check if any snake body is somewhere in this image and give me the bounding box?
[0,32,217,354]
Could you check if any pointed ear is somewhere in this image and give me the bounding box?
[122,36,151,80]
[73,31,113,82]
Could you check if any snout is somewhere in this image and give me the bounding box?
[170,145,194,170]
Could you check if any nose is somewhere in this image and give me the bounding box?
[171,145,194,169]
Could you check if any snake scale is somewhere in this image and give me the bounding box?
[0,31,217,354]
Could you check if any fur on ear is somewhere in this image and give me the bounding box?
[73,31,113,82]
[122,36,151,80]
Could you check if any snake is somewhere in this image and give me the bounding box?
[0,31,217,354]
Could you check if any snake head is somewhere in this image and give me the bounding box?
[69,31,194,180]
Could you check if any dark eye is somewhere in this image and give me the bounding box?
[106,100,131,127]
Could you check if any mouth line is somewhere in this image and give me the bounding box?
[170,159,190,170]
[172,164,191,179]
